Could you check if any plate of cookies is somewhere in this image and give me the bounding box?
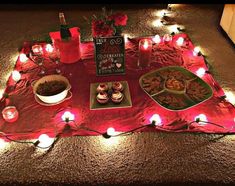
[90,81,132,110]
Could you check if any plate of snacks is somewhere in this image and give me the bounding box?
[90,81,132,110]
[32,75,72,105]
[139,66,213,111]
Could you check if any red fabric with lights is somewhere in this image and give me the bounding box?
[0,33,235,140]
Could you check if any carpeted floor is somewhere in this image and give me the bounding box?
[0,4,234,186]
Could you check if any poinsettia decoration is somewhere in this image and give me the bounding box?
[84,7,128,38]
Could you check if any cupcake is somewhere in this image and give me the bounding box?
[111,91,124,103]
[112,82,124,92]
[96,83,109,93]
[96,92,109,104]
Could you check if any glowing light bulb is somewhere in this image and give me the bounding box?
[194,114,207,125]
[143,41,149,49]
[0,139,6,149]
[193,46,200,56]
[38,134,54,148]
[45,44,54,53]
[107,127,116,136]
[176,37,184,46]
[150,114,162,126]
[224,91,235,105]
[160,10,166,17]
[12,70,21,82]
[153,35,161,44]
[196,68,206,78]
[169,25,179,33]
[61,111,75,122]
[0,89,4,100]
[152,19,162,27]
[19,53,28,63]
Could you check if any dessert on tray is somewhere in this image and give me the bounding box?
[111,91,124,103]
[112,82,124,92]
[96,92,109,104]
[96,83,109,93]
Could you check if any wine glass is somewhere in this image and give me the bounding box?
[48,48,61,74]
[29,46,46,75]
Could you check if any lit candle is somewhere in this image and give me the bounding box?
[45,44,54,53]
[32,45,43,55]
[153,35,161,44]
[163,34,172,43]
[19,53,28,63]
[2,106,19,123]
[193,46,200,56]
[12,70,21,82]
[176,37,184,46]
[138,39,152,68]
[196,68,206,77]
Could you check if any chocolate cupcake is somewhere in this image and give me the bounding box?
[96,92,109,104]
[111,91,124,103]
[112,82,124,92]
[96,83,109,93]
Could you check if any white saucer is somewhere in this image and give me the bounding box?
[35,91,72,106]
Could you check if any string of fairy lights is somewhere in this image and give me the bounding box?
[0,110,233,150]
[0,4,235,150]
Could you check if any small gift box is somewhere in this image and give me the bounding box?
[49,27,81,64]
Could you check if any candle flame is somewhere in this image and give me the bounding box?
[143,41,149,49]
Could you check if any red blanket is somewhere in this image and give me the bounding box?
[0,33,234,140]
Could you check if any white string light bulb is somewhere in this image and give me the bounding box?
[107,127,116,136]
[19,53,28,63]
[176,37,184,46]
[153,35,161,44]
[196,68,206,78]
[194,114,207,125]
[150,114,162,126]
[224,91,235,105]
[0,139,6,149]
[193,46,201,56]
[12,70,21,82]
[61,111,75,122]
[38,134,54,148]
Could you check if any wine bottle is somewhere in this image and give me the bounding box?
[59,12,72,40]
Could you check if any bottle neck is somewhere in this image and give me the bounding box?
[59,13,67,26]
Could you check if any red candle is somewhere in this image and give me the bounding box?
[138,39,152,68]
[2,106,19,123]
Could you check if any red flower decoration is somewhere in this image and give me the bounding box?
[108,13,128,26]
[92,20,114,38]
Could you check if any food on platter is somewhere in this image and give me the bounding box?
[96,92,109,104]
[139,66,213,110]
[36,80,67,96]
[155,92,187,109]
[165,77,185,91]
[96,83,109,93]
[158,69,192,80]
[112,82,124,92]
[111,91,124,103]
[141,75,164,95]
[186,80,210,102]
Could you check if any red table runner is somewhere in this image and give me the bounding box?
[0,33,235,140]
